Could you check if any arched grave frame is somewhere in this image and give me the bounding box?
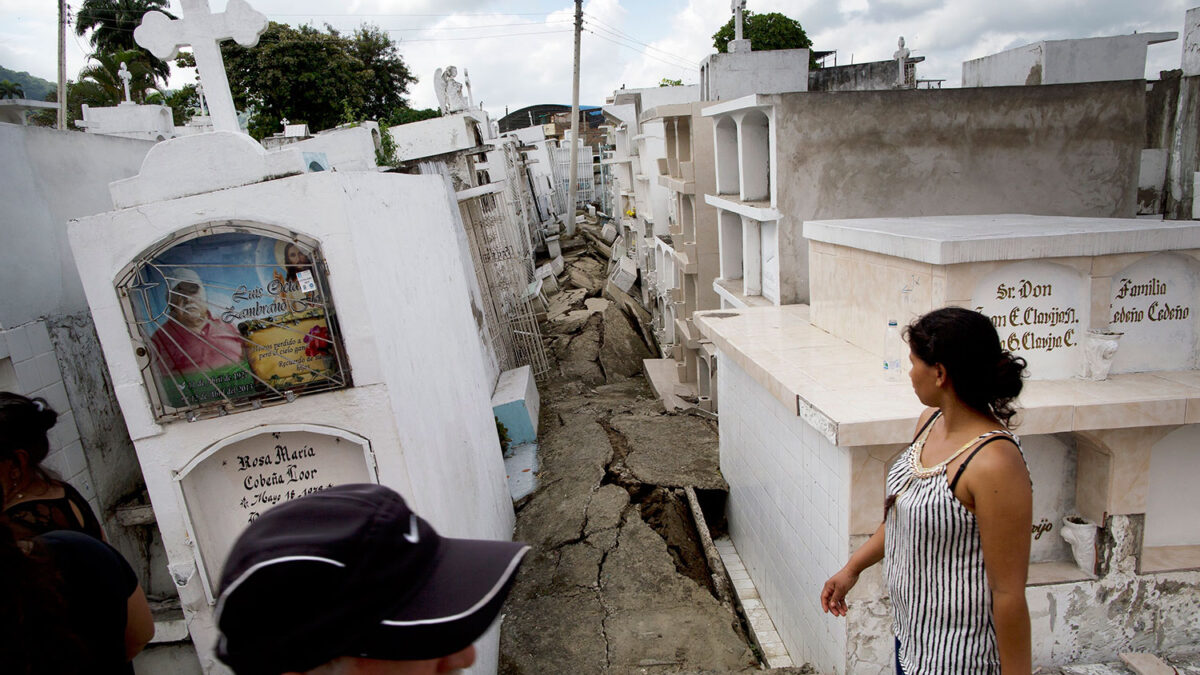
[113,221,352,422]
[174,423,380,603]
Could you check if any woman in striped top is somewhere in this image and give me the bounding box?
[820,307,1032,674]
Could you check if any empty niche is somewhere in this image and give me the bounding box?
[1108,252,1200,374]
[715,116,739,195]
[681,194,696,241]
[971,261,1088,380]
[718,210,744,281]
[1146,425,1200,549]
[738,110,770,202]
[115,224,350,421]
[761,221,779,304]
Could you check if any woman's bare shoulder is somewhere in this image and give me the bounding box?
[913,407,939,434]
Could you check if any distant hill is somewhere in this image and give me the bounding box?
[0,66,55,101]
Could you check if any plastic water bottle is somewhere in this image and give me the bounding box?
[884,319,902,382]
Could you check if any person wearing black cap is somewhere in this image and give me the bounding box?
[214,483,529,675]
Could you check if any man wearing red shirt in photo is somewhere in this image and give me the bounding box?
[150,268,245,375]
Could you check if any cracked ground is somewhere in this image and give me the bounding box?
[499,243,812,674]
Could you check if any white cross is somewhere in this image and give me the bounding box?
[118,62,133,103]
[731,0,747,42]
[464,68,474,109]
[134,0,267,133]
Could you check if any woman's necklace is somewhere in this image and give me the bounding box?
[909,430,1010,479]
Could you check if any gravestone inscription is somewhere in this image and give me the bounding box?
[178,428,375,598]
[972,261,1088,379]
[1108,253,1200,373]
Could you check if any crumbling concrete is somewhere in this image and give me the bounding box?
[501,236,813,673]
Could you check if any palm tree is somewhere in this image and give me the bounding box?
[78,50,160,105]
[0,80,25,99]
[74,0,175,83]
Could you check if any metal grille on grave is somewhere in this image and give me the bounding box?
[459,190,550,379]
[116,224,350,421]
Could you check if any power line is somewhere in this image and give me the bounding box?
[583,12,700,66]
[582,21,697,70]
[585,30,693,74]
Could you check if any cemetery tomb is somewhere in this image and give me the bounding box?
[695,213,1200,674]
[71,159,515,671]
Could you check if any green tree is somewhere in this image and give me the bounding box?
[347,25,417,121]
[712,11,818,69]
[218,22,421,140]
[659,77,683,87]
[74,0,176,83]
[386,107,441,126]
[0,80,25,99]
[77,50,161,105]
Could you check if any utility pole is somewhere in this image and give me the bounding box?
[565,0,582,237]
[58,0,67,130]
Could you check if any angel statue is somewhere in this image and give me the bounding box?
[433,65,470,115]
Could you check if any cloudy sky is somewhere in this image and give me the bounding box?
[0,0,1190,116]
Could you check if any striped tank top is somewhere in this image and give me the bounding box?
[883,411,1021,674]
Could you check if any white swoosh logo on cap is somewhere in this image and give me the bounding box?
[404,514,419,544]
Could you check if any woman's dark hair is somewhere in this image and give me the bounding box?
[904,307,1027,426]
[0,492,86,675]
[0,392,59,468]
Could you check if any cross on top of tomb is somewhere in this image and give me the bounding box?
[731,0,747,41]
[118,62,133,104]
[728,1,751,53]
[134,0,268,133]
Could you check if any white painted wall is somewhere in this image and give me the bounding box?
[718,351,849,674]
[962,33,1176,87]
[77,103,176,141]
[0,124,153,327]
[389,110,489,161]
[70,171,514,674]
[700,50,809,101]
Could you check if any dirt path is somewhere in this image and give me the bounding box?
[499,241,810,674]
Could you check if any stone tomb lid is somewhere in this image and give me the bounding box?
[802,214,1200,266]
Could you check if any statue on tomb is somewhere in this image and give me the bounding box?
[434,66,470,115]
[893,36,911,87]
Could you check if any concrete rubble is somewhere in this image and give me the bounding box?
[500,227,814,674]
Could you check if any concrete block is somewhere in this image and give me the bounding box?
[492,365,540,446]
[535,263,554,280]
[542,273,560,294]
[609,255,637,293]
[587,204,597,218]
[551,254,565,276]
[601,222,618,244]
[546,234,562,259]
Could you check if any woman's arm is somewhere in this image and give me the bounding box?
[124,584,155,660]
[820,521,885,617]
[966,439,1032,675]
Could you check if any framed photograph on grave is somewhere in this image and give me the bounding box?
[116,223,350,420]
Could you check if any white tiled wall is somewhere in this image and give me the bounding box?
[1,320,99,524]
[718,350,851,673]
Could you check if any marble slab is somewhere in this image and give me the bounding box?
[803,215,1200,266]
[694,305,1200,446]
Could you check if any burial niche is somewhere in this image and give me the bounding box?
[116,224,349,421]
[971,261,1089,379]
[1107,252,1200,374]
[177,427,377,600]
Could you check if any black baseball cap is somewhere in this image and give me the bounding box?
[214,483,528,674]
